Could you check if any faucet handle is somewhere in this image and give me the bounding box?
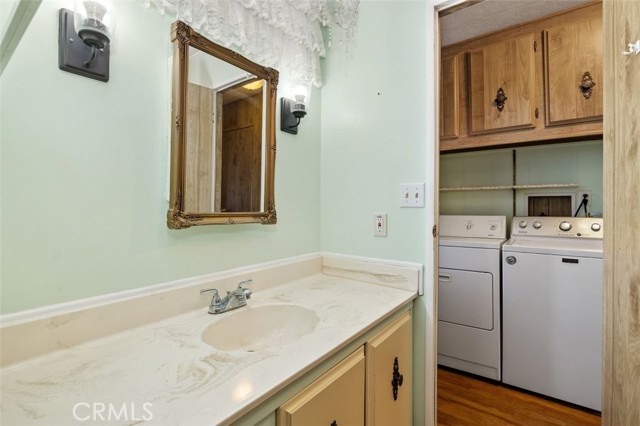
[200,288,221,303]
[237,279,253,299]
[237,279,252,289]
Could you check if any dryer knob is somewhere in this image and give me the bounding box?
[559,221,572,231]
[533,221,542,229]
[591,223,602,232]
[506,256,517,265]
[518,220,528,229]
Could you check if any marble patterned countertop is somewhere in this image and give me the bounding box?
[0,273,416,426]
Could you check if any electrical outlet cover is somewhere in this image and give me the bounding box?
[373,213,387,237]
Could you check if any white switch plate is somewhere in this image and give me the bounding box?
[373,213,387,237]
[400,183,425,208]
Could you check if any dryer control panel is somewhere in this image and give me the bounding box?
[511,217,603,239]
[440,215,507,239]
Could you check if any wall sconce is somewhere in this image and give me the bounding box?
[281,86,308,135]
[58,0,116,82]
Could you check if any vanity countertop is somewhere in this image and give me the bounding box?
[0,273,416,426]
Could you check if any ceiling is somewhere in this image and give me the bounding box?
[440,0,593,47]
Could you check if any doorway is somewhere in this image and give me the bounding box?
[434,1,606,424]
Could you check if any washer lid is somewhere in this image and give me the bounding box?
[440,236,506,249]
[502,237,603,258]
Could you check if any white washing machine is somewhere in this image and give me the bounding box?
[438,215,506,380]
[502,216,603,411]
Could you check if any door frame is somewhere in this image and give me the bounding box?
[602,0,640,424]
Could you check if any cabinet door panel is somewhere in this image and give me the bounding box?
[278,347,365,426]
[440,54,460,140]
[469,34,536,134]
[365,312,412,426]
[545,17,603,125]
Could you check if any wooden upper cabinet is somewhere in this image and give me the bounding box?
[544,16,603,125]
[468,33,537,134]
[440,54,460,140]
[439,2,602,152]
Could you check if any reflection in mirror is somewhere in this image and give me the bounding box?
[168,21,278,229]
[185,47,266,213]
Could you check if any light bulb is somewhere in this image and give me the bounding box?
[292,85,308,103]
[74,0,116,49]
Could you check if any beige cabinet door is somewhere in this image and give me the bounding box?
[278,347,365,426]
[440,54,460,140]
[544,16,603,126]
[468,33,537,134]
[365,312,412,426]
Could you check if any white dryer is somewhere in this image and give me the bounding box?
[438,215,506,380]
[502,216,603,411]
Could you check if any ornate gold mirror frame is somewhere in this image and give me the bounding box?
[168,21,279,229]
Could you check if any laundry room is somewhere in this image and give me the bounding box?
[436,0,606,424]
[440,140,603,223]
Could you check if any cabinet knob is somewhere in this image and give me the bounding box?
[579,71,596,99]
[391,356,404,401]
[494,87,507,111]
[330,421,338,426]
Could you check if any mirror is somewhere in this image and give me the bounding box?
[168,21,279,228]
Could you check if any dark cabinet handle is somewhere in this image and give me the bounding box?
[391,356,404,401]
[330,421,338,426]
[579,71,596,99]
[494,87,507,111]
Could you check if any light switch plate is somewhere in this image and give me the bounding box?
[400,183,425,208]
[373,213,387,237]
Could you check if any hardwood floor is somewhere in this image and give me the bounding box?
[437,368,601,426]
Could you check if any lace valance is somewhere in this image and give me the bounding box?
[144,0,359,87]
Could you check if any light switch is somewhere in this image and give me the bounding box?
[400,183,425,208]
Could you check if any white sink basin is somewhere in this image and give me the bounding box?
[202,304,320,352]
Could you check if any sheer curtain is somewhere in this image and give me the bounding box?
[145,0,359,88]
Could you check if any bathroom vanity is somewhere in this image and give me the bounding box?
[0,255,420,426]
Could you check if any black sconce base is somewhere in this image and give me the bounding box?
[280,98,300,135]
[58,9,109,82]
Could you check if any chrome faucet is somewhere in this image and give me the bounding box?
[201,279,253,314]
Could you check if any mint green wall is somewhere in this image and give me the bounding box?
[0,0,321,314]
[2,1,436,420]
[320,2,435,425]
[320,1,432,263]
[440,140,604,223]
[0,0,20,34]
